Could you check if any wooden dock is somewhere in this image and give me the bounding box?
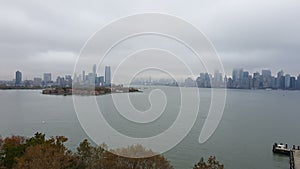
[272,143,300,169]
[291,150,300,169]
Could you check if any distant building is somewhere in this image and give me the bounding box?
[290,77,296,90]
[82,71,86,82]
[93,64,97,78]
[105,66,111,86]
[56,76,65,87]
[33,77,42,86]
[277,70,284,89]
[196,73,211,88]
[212,70,223,88]
[241,71,250,89]
[88,73,95,86]
[97,76,104,86]
[15,71,22,86]
[65,75,72,87]
[285,74,290,89]
[262,69,272,77]
[262,69,272,88]
[232,68,243,88]
[297,75,300,90]
[253,72,261,89]
[43,73,52,83]
[185,77,197,87]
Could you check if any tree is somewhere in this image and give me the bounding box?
[76,140,173,169]
[14,136,78,169]
[0,133,218,169]
[193,156,224,169]
[25,133,46,147]
[0,135,26,169]
[76,139,102,169]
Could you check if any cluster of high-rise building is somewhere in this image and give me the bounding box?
[183,70,226,88]
[190,69,300,90]
[226,69,300,90]
[2,67,300,90]
[72,65,111,87]
[0,65,111,88]
[8,71,72,87]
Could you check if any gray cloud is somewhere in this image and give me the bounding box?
[0,0,299,80]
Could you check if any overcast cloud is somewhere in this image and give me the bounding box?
[0,0,300,80]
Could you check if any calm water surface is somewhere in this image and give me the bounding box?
[0,88,299,169]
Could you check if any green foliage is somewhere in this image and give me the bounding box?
[0,133,224,169]
[76,141,173,169]
[0,133,73,169]
[193,156,224,169]
[14,135,77,169]
[25,133,46,146]
[0,136,26,169]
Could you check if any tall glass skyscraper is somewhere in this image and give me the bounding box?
[15,71,22,86]
[105,66,111,86]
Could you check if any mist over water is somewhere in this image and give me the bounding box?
[0,88,299,169]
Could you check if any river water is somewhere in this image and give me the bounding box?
[0,87,299,169]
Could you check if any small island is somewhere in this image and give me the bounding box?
[42,86,141,96]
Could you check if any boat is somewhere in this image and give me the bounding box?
[272,143,291,155]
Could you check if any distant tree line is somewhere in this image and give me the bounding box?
[0,133,223,169]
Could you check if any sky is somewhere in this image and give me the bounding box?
[0,0,300,81]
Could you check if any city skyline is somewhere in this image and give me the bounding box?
[3,66,300,82]
[2,66,300,90]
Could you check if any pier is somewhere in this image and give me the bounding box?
[273,143,300,169]
[290,149,300,169]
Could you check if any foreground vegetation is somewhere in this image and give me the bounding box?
[0,133,223,169]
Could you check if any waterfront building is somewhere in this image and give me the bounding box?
[262,69,272,77]
[262,69,272,88]
[185,77,197,87]
[33,77,42,86]
[297,75,300,90]
[253,72,261,89]
[56,76,65,87]
[82,71,86,82]
[285,74,290,89]
[43,73,52,83]
[93,64,97,79]
[105,66,111,86]
[232,68,243,88]
[88,73,95,86]
[213,70,223,88]
[277,70,284,89]
[15,71,22,86]
[290,77,296,90]
[196,73,211,88]
[240,71,250,89]
[98,76,104,87]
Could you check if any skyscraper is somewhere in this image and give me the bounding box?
[99,76,104,87]
[277,70,284,89]
[82,70,86,82]
[285,74,290,89]
[297,75,300,90]
[15,71,22,86]
[262,69,272,88]
[232,69,243,81]
[105,66,111,86]
[43,73,52,83]
[93,64,97,76]
[262,69,272,77]
[213,70,223,87]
